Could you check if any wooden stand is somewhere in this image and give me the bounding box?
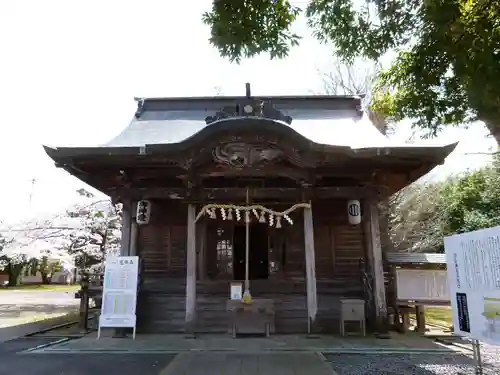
[340,299,366,336]
[226,299,275,338]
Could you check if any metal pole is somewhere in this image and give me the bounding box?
[245,188,250,292]
[473,339,483,375]
[28,178,35,207]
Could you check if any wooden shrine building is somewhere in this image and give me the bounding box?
[43,85,456,335]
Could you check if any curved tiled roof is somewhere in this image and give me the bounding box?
[104,109,391,149]
[43,95,457,163]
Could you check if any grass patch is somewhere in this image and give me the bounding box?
[0,284,80,292]
[425,307,452,326]
[410,307,452,327]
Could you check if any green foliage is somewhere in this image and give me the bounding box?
[26,256,62,284]
[439,154,500,235]
[202,0,301,63]
[306,0,419,61]
[203,0,500,141]
[390,154,500,252]
[0,235,6,272]
[370,0,500,138]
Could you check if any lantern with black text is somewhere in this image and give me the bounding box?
[136,200,151,225]
[347,200,361,225]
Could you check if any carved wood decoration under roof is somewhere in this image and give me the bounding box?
[204,83,293,125]
[213,142,284,168]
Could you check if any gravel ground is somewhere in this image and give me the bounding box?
[326,343,500,375]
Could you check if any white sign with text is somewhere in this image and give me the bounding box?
[396,269,450,302]
[98,256,139,339]
[444,226,500,345]
[230,282,243,300]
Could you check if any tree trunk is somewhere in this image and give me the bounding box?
[40,272,52,285]
[482,118,500,146]
[7,262,25,287]
[489,126,500,146]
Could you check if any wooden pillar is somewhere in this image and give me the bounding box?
[401,311,410,332]
[197,221,207,281]
[416,305,426,333]
[129,202,138,256]
[364,198,388,333]
[185,204,197,333]
[113,201,132,337]
[120,202,132,257]
[390,264,400,330]
[303,206,317,333]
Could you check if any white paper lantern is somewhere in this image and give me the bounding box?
[347,199,361,225]
[136,200,152,225]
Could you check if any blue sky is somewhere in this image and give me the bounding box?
[0,0,495,224]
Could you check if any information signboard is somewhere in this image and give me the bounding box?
[396,269,450,302]
[444,226,500,345]
[98,256,139,339]
[230,282,243,300]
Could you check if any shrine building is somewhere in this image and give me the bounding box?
[43,85,456,335]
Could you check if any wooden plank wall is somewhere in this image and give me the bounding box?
[313,199,365,332]
[136,201,187,333]
[136,199,366,333]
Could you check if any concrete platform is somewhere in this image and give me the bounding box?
[159,352,337,375]
[28,332,457,354]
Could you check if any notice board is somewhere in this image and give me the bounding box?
[445,226,500,345]
[98,256,139,339]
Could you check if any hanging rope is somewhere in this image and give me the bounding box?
[194,202,311,224]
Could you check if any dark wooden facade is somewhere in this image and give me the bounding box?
[43,89,456,334]
[134,199,367,333]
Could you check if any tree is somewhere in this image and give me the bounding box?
[319,57,392,135]
[390,155,500,252]
[0,233,10,284]
[439,154,500,235]
[203,0,500,143]
[27,256,62,284]
[0,218,72,286]
[0,189,122,285]
[389,182,446,252]
[64,190,122,272]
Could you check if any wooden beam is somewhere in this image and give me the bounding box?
[83,164,387,187]
[118,186,382,201]
[303,206,318,333]
[185,204,197,333]
[179,164,311,182]
[129,201,138,256]
[363,198,388,334]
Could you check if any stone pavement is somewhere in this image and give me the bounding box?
[0,312,78,343]
[0,351,176,375]
[1,332,479,375]
[159,352,336,375]
[31,332,456,354]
